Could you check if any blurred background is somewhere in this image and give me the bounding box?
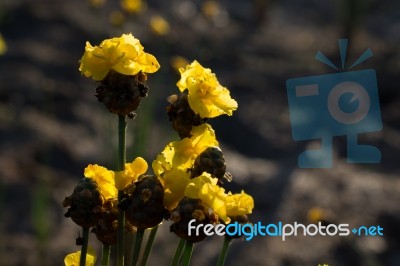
[0,0,399,265]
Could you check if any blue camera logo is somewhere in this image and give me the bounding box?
[286,39,382,168]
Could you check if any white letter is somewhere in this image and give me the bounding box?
[204,224,214,236]
[188,219,196,236]
[282,224,294,241]
[338,224,349,236]
[215,224,226,236]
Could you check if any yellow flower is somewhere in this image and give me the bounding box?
[150,15,171,36]
[0,34,7,55]
[84,164,117,200]
[198,183,229,223]
[170,55,190,73]
[152,124,218,176]
[159,168,190,210]
[64,247,96,266]
[225,191,254,216]
[115,157,148,190]
[121,0,144,14]
[184,172,218,199]
[79,33,160,81]
[177,60,237,118]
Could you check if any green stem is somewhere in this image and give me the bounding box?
[170,238,185,266]
[79,227,90,266]
[139,226,159,266]
[131,228,145,266]
[216,237,232,266]
[180,241,194,266]
[117,115,127,266]
[101,244,111,266]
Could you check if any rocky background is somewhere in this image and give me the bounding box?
[0,0,399,265]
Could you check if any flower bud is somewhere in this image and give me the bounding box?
[63,178,104,228]
[95,70,149,117]
[91,198,136,245]
[123,175,167,229]
[191,146,232,185]
[167,92,207,138]
[170,197,218,243]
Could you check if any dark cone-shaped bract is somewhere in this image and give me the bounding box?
[91,198,136,245]
[62,178,104,228]
[170,197,219,243]
[225,215,251,240]
[167,91,207,139]
[96,70,149,117]
[191,146,231,185]
[123,175,166,229]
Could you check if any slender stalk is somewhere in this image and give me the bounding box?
[140,226,159,266]
[216,237,232,266]
[131,228,145,266]
[101,244,111,266]
[180,241,194,266]
[117,115,127,266]
[79,227,90,266]
[170,238,185,266]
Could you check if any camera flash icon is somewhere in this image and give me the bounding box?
[286,40,382,168]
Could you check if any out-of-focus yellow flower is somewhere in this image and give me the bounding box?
[159,168,190,210]
[79,33,160,81]
[64,247,96,266]
[109,11,126,27]
[226,191,254,216]
[115,157,148,190]
[0,34,7,55]
[198,183,229,223]
[88,0,105,8]
[121,0,143,14]
[184,172,217,198]
[152,124,218,175]
[170,55,190,73]
[84,164,117,200]
[150,15,170,36]
[202,0,220,18]
[177,60,237,118]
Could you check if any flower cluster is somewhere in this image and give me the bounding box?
[154,60,254,242]
[63,34,255,264]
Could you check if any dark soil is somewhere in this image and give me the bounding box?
[0,0,399,265]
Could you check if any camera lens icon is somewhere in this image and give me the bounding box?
[327,81,370,125]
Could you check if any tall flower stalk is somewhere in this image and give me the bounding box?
[117,115,127,266]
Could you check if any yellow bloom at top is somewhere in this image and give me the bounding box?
[84,164,118,200]
[176,60,237,118]
[225,190,254,217]
[64,248,96,266]
[115,157,148,190]
[79,33,160,81]
[152,124,218,175]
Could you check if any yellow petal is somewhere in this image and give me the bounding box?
[115,157,148,190]
[184,172,217,198]
[79,34,159,81]
[84,164,118,199]
[160,168,190,210]
[64,247,96,266]
[199,183,229,223]
[226,191,254,216]
[177,60,237,118]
